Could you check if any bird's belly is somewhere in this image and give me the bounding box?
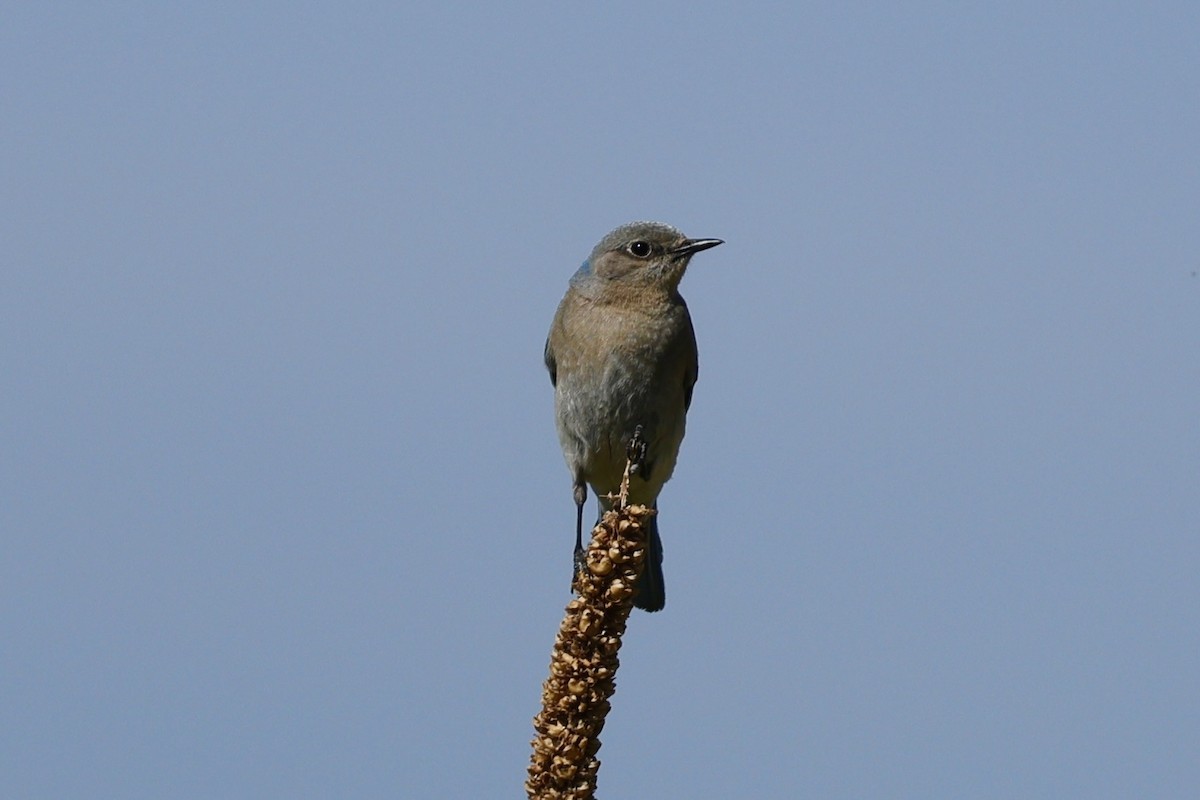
[554,366,687,501]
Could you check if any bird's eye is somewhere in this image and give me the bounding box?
[628,241,652,258]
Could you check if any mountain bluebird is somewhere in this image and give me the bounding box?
[544,221,722,612]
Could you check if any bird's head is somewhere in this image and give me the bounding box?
[571,221,723,293]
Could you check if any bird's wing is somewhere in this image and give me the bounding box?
[683,361,697,412]
[543,335,557,386]
[682,314,698,412]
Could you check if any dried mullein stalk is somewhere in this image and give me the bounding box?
[526,493,654,800]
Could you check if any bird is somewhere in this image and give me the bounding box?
[544,221,722,612]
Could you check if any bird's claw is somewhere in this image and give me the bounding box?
[571,546,587,592]
[627,424,648,476]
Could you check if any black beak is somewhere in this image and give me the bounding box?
[672,238,724,257]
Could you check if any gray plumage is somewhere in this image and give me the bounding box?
[544,221,722,612]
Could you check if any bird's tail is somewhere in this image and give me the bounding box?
[632,516,665,612]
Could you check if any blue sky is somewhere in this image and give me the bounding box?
[3,3,1197,797]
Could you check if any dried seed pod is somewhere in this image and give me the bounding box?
[588,554,614,575]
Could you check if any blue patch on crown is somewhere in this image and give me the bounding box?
[576,258,591,274]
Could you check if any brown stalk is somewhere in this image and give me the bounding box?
[526,459,653,799]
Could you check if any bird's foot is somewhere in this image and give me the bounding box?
[627,424,648,476]
[571,545,587,593]
[615,425,649,508]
